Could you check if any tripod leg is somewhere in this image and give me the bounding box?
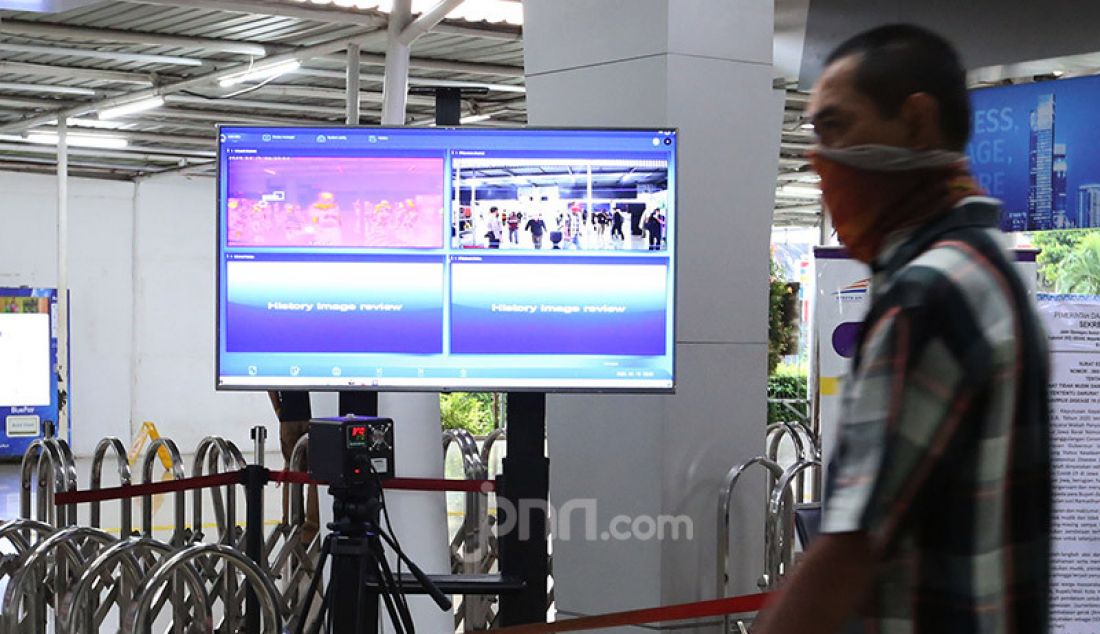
[373,536,416,633]
[308,578,334,634]
[297,535,332,634]
[370,550,407,634]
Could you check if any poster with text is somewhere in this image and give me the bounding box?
[1039,294,1100,632]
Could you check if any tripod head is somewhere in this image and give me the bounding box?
[300,416,451,634]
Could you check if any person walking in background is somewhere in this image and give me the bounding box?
[752,24,1050,634]
[268,390,320,545]
[567,209,582,249]
[525,213,547,249]
[611,208,625,240]
[486,206,503,249]
[507,211,520,245]
[644,211,662,250]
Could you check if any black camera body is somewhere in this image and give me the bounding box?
[309,416,395,487]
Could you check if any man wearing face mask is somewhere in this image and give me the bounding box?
[753,25,1051,634]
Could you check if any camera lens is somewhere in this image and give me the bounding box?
[663,138,672,145]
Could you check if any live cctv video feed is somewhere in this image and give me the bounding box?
[451,157,670,253]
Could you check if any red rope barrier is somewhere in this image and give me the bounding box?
[492,592,770,633]
[52,469,497,506]
[269,470,496,493]
[53,471,242,506]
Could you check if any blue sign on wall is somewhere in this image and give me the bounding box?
[970,75,1100,231]
[0,288,59,458]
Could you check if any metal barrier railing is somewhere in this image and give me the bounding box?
[123,543,283,633]
[140,437,187,547]
[59,536,182,634]
[191,436,246,546]
[443,428,493,631]
[20,423,78,528]
[90,437,132,537]
[1,525,118,632]
[8,423,544,634]
[764,460,822,590]
[716,455,786,634]
[272,433,320,632]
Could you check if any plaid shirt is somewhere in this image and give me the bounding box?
[822,200,1051,634]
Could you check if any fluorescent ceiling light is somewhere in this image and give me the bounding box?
[219,60,302,88]
[26,133,129,149]
[460,113,492,124]
[64,118,129,130]
[98,96,165,120]
[777,184,821,199]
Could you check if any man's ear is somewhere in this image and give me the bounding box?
[900,92,943,150]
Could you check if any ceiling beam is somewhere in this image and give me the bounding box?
[36,126,214,147]
[126,0,521,40]
[0,42,207,67]
[432,23,521,41]
[163,94,353,117]
[0,29,386,135]
[0,82,100,97]
[0,60,156,85]
[0,159,140,181]
[0,95,72,109]
[127,0,389,28]
[143,108,326,127]
[293,66,524,92]
[240,83,436,107]
[0,140,211,161]
[0,19,273,57]
[320,53,524,77]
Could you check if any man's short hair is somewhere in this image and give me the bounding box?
[827,24,970,151]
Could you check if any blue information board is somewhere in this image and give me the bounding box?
[970,75,1100,231]
[0,288,59,458]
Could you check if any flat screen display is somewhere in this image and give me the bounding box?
[217,127,676,392]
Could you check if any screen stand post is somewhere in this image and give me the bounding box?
[339,391,378,417]
[499,392,550,626]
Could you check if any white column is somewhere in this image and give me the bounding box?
[380,0,413,126]
[346,43,361,125]
[56,118,70,441]
[524,1,783,629]
[373,2,449,631]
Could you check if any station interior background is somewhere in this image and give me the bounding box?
[0,1,1097,631]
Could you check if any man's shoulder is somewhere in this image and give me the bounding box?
[893,225,1010,290]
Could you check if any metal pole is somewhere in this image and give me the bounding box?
[245,425,269,634]
[380,0,413,126]
[499,393,550,626]
[346,43,361,125]
[56,118,69,443]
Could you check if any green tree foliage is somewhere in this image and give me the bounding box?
[1033,230,1098,291]
[767,367,808,425]
[1056,232,1100,295]
[440,392,496,436]
[768,257,799,375]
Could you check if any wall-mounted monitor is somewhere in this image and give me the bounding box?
[216,127,676,392]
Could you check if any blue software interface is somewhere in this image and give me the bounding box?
[217,127,676,391]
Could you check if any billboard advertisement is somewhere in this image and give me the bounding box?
[970,75,1100,231]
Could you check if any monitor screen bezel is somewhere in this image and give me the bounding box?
[214,124,678,394]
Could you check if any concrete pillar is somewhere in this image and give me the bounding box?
[523,1,783,630]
